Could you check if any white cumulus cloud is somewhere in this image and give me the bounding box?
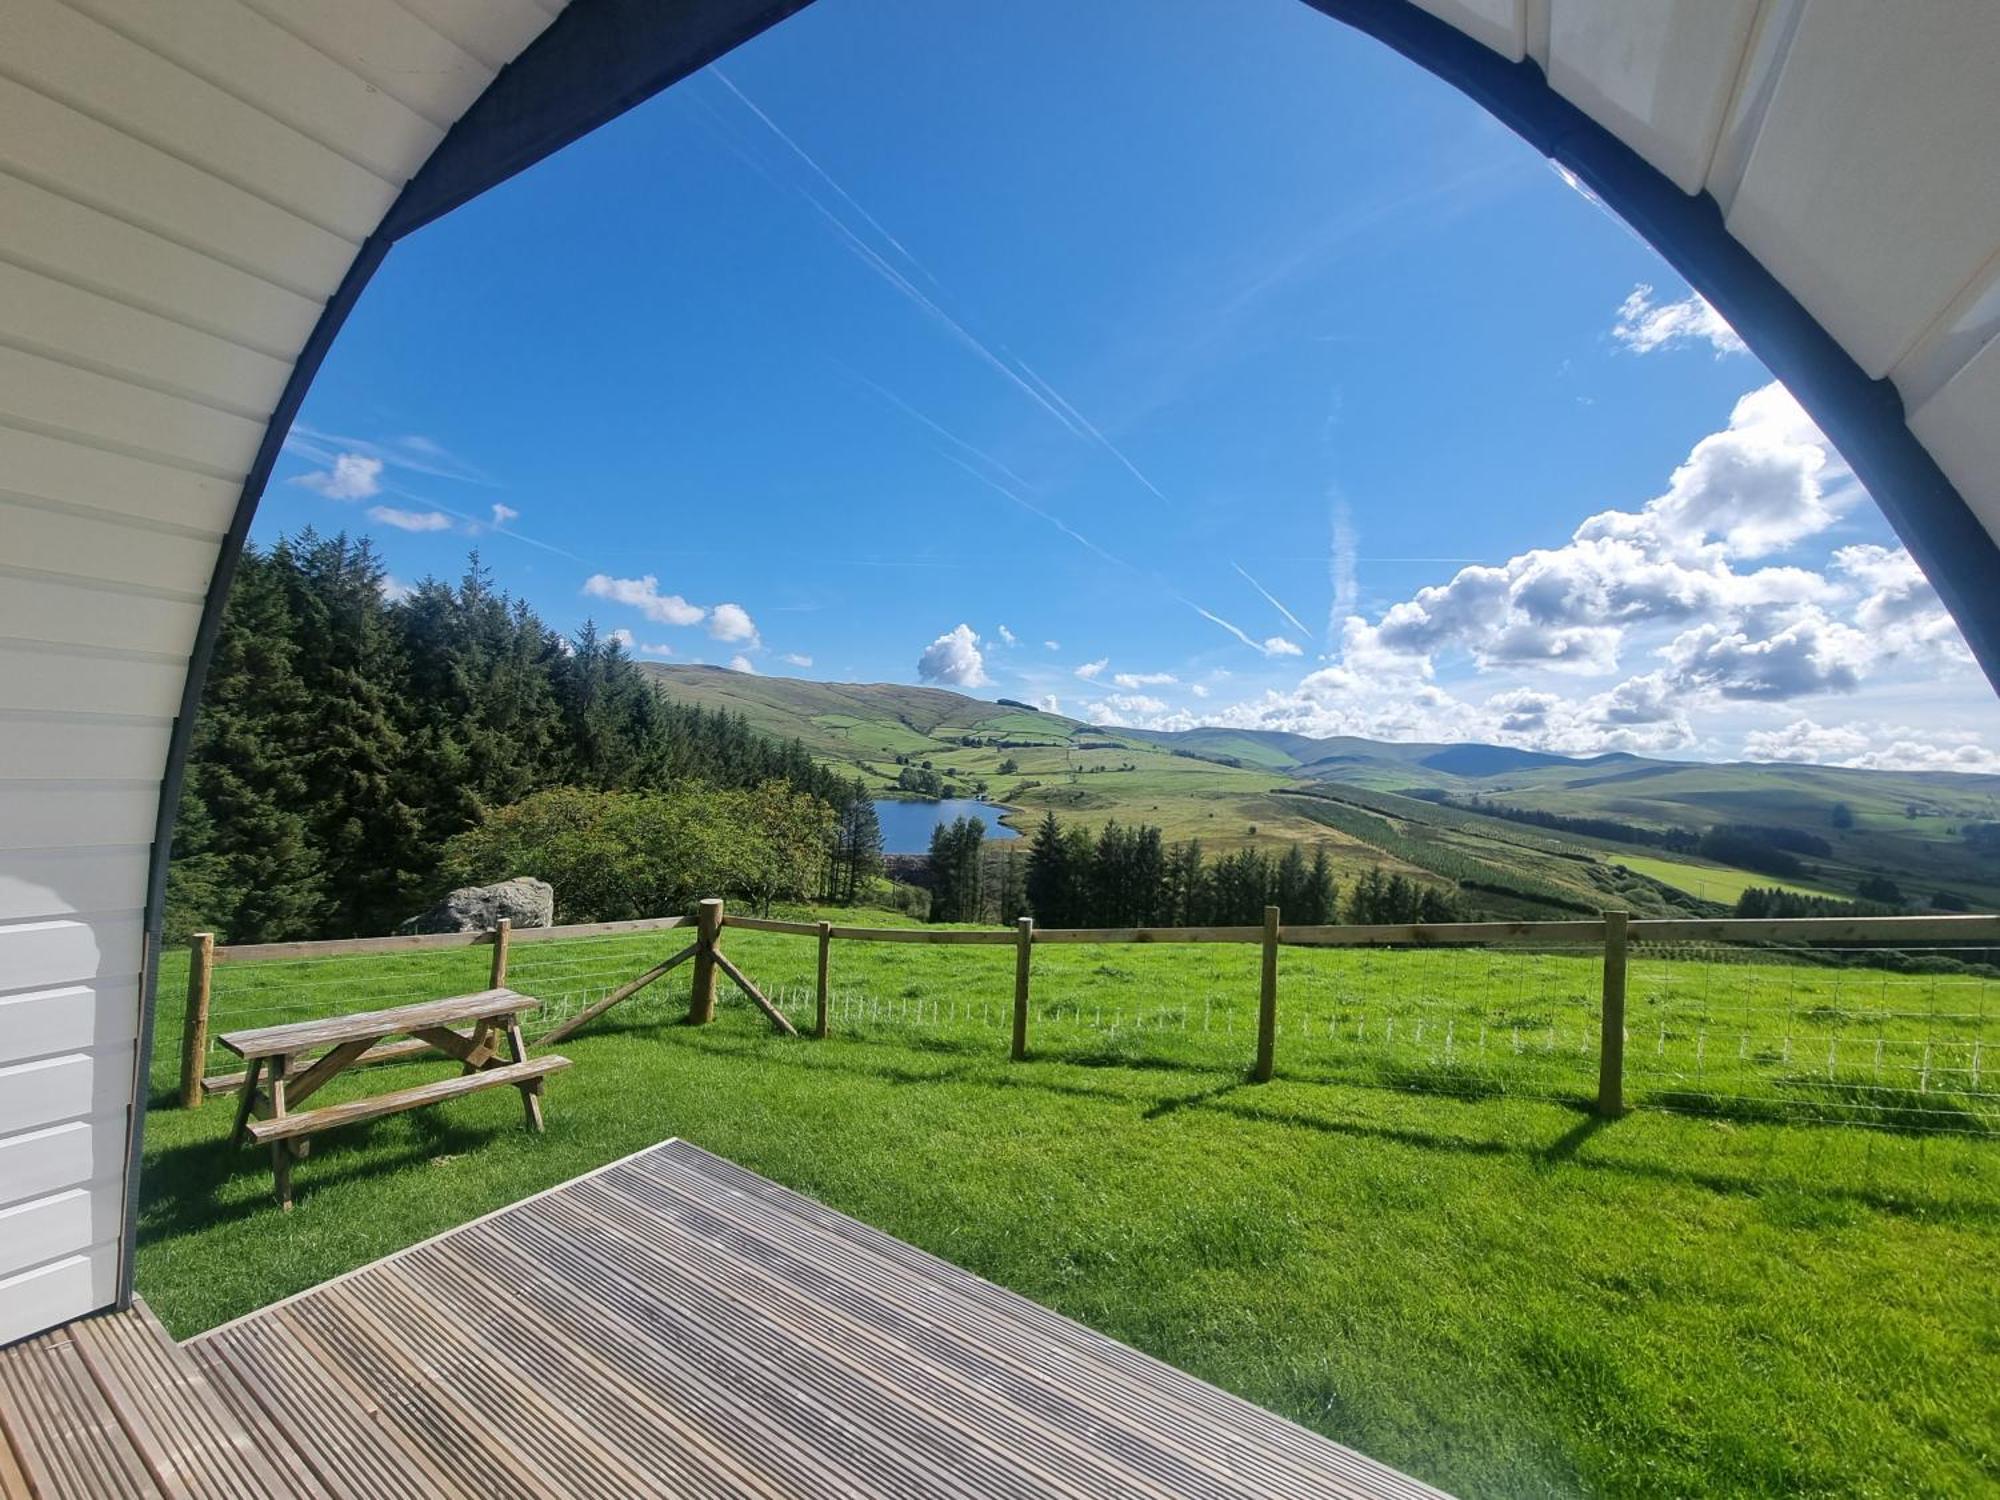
[1074,657,1108,680]
[606,627,674,658]
[1113,671,1177,689]
[367,505,452,532]
[917,624,990,687]
[997,625,1018,647]
[1613,284,1746,357]
[583,574,706,627]
[293,452,383,500]
[1085,693,1168,722]
[1263,636,1303,657]
[708,602,759,645]
[779,652,813,668]
[727,654,758,674]
[490,502,519,527]
[1745,719,2000,774]
[1345,382,1852,683]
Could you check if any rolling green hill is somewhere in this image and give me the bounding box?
[641,665,2000,917]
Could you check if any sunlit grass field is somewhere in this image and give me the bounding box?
[1610,853,1845,905]
[139,914,2000,1497]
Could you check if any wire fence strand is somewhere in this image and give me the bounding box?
[157,924,2000,1136]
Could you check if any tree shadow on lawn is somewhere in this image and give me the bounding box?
[677,1029,2000,1228]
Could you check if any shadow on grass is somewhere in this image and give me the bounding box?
[138,1109,507,1241]
[1646,1082,1998,1139]
[1534,1114,1611,1166]
[676,1028,2000,1228]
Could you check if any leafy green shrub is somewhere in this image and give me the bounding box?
[442,783,832,922]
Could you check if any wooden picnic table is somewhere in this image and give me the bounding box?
[219,988,570,1209]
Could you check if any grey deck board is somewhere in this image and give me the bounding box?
[4,1141,1449,1498]
[196,1138,1448,1499]
[0,1301,316,1500]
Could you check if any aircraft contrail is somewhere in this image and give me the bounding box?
[706,70,1177,510]
[1233,562,1310,637]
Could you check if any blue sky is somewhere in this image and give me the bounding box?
[267,0,2000,772]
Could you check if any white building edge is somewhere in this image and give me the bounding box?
[3,0,1998,1346]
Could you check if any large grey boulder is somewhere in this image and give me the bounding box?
[401,877,555,935]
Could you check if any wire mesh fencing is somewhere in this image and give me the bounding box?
[1271,943,1608,1102]
[1622,942,2000,1132]
[161,916,2000,1137]
[715,928,2000,1130]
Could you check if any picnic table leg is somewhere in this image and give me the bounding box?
[502,1017,545,1132]
[267,1053,293,1211]
[461,1019,497,1074]
[229,1058,263,1146]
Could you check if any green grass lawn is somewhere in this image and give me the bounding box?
[138,921,2000,1497]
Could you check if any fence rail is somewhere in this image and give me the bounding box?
[178,902,2000,1128]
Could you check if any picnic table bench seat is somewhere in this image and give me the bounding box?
[242,1056,571,1144]
[219,987,570,1208]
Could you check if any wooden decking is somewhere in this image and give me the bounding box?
[3,1140,1447,1498]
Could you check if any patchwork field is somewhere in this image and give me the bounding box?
[140,912,2000,1498]
[1609,854,1847,905]
[640,665,2000,918]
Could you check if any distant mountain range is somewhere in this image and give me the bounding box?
[641,664,2000,916]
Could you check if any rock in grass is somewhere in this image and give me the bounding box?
[400,877,554,934]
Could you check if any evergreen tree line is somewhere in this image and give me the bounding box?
[1448,795,1699,852]
[973,812,1460,929]
[169,532,861,942]
[1732,886,1899,920]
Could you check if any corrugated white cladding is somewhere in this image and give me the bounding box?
[0,0,562,1346]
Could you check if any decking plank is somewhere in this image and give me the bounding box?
[471,1206,1010,1499]
[0,1139,1444,1500]
[0,1327,159,1499]
[184,1346,355,1500]
[559,1178,1205,1500]
[597,1160,1354,1500]
[201,1319,462,1500]
[635,1144,1444,1500]
[401,1241,883,1500]
[67,1302,265,1500]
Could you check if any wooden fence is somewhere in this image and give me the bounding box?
[179,903,2000,1118]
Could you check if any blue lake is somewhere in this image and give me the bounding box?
[872,798,1020,855]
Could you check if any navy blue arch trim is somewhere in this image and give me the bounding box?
[121,0,808,1301]
[1304,0,2000,695]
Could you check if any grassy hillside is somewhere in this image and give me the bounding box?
[642,665,2000,917]
[641,665,1375,862]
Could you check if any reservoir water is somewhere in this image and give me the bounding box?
[872,798,1020,855]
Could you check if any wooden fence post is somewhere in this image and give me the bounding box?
[1011,917,1034,1060]
[1598,909,1629,1116]
[689,898,723,1025]
[1253,906,1280,1082]
[178,932,215,1108]
[489,917,511,989]
[815,920,831,1039]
